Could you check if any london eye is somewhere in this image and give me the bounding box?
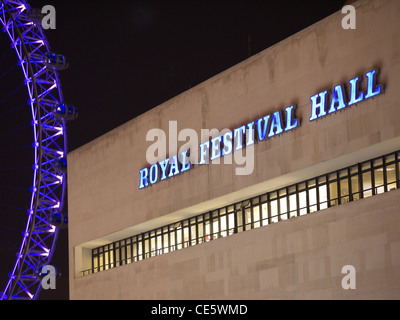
[0,0,75,300]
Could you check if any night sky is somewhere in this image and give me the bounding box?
[0,0,346,300]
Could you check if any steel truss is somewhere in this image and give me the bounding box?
[0,0,67,300]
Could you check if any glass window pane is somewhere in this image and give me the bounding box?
[133,242,138,261]
[299,191,307,215]
[170,231,176,251]
[386,164,397,191]
[373,158,383,167]
[340,178,349,204]
[308,188,317,212]
[163,234,169,253]
[220,215,227,237]
[93,255,98,273]
[228,212,235,235]
[205,219,212,240]
[329,181,338,207]
[261,203,269,226]
[351,175,360,200]
[99,253,103,272]
[157,235,162,254]
[150,237,155,257]
[244,208,252,230]
[289,194,297,218]
[374,167,384,194]
[115,247,120,267]
[318,176,326,184]
[144,239,149,259]
[308,179,316,188]
[176,228,182,249]
[363,172,372,198]
[385,154,395,164]
[212,218,219,239]
[191,224,197,245]
[362,161,371,171]
[350,165,358,175]
[318,184,328,210]
[109,248,114,267]
[279,197,288,220]
[339,169,348,178]
[236,210,243,233]
[398,160,400,186]
[253,205,260,228]
[183,227,189,247]
[138,239,143,260]
[198,219,204,242]
[279,188,287,196]
[126,244,131,264]
[104,251,109,270]
[121,245,126,264]
[270,200,278,223]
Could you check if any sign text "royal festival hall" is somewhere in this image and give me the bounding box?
[139,69,383,189]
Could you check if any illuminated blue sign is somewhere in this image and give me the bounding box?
[139,69,383,189]
[309,69,382,121]
[139,105,299,189]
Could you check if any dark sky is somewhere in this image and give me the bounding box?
[0,0,346,300]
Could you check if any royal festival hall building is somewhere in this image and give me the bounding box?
[68,0,400,299]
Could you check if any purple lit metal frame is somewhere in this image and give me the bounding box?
[0,0,67,300]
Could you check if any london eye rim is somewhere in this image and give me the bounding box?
[0,0,67,300]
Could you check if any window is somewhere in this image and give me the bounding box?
[87,150,400,276]
[261,201,268,226]
[318,176,328,210]
[253,204,260,229]
[228,210,235,235]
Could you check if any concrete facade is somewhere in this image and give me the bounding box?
[70,189,400,299]
[68,0,400,299]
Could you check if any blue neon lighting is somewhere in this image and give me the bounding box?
[210,136,222,161]
[246,122,255,146]
[365,69,381,99]
[139,69,383,189]
[222,131,233,156]
[180,150,191,172]
[199,141,210,165]
[234,125,246,151]
[309,90,328,121]
[139,168,149,189]
[268,111,284,138]
[329,85,346,113]
[284,105,298,131]
[149,163,159,184]
[168,155,180,177]
[348,76,364,106]
[309,69,383,121]
[159,158,170,180]
[256,115,270,141]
